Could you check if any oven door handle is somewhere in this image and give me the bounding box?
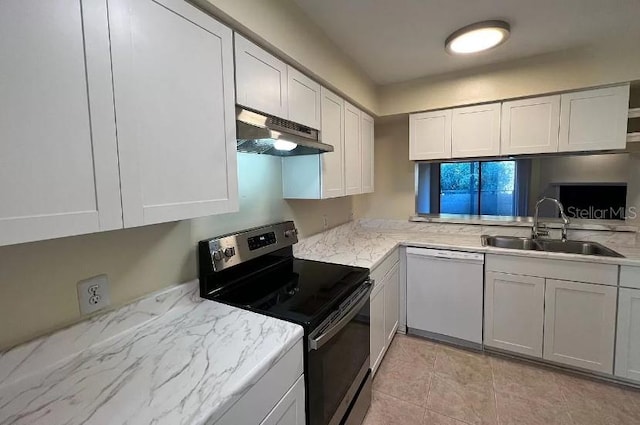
[308,281,373,351]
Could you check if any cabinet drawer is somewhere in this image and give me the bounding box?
[215,340,304,425]
[485,254,618,286]
[370,248,399,285]
[620,266,640,289]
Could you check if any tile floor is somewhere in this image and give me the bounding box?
[363,334,640,425]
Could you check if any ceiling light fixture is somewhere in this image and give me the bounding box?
[445,20,510,55]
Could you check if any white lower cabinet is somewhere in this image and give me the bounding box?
[260,375,305,425]
[484,272,545,358]
[370,281,386,374]
[216,341,304,425]
[616,288,640,382]
[370,251,400,375]
[384,264,400,345]
[485,254,620,378]
[543,279,617,373]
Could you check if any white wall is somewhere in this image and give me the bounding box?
[0,154,353,350]
[378,37,640,116]
[529,154,633,217]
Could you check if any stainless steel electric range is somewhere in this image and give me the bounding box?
[198,221,372,425]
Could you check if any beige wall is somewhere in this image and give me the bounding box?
[529,154,636,218]
[378,37,640,116]
[194,0,378,114]
[0,154,353,350]
[629,154,640,224]
[354,117,415,220]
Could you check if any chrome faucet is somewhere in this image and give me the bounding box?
[533,197,570,241]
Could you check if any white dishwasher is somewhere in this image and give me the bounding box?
[406,247,484,346]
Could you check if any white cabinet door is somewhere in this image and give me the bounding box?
[543,279,617,373]
[384,264,400,346]
[484,272,545,358]
[109,0,238,227]
[287,67,320,129]
[559,84,630,152]
[260,375,305,425]
[451,103,501,158]
[361,112,375,194]
[0,0,122,246]
[235,33,288,119]
[320,88,346,199]
[615,288,640,383]
[409,110,452,160]
[370,282,386,375]
[344,102,362,195]
[501,95,560,155]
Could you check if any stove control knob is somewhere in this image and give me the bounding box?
[224,247,236,258]
[212,249,224,261]
[284,228,298,238]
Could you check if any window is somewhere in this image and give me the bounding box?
[417,160,519,216]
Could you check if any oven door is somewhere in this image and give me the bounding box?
[307,282,372,425]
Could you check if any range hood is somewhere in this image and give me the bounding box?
[236,107,333,156]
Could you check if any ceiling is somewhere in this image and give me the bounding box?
[293,0,640,85]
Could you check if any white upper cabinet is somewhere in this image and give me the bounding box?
[501,95,561,155]
[451,103,501,158]
[235,33,324,130]
[559,84,630,152]
[287,67,321,129]
[0,0,122,246]
[110,0,238,227]
[409,110,452,160]
[321,88,346,198]
[344,102,363,195]
[235,33,288,119]
[361,112,375,194]
[543,279,617,373]
[282,91,374,199]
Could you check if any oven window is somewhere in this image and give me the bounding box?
[307,300,370,425]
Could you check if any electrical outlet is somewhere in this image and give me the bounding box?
[77,274,110,315]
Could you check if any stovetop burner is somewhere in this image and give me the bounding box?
[205,257,368,329]
[198,221,369,330]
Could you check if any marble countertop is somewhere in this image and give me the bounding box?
[294,220,640,271]
[410,214,639,232]
[0,280,303,425]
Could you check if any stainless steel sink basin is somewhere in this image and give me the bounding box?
[535,240,624,258]
[481,236,540,251]
[481,235,624,258]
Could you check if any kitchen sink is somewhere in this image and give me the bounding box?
[535,240,624,257]
[481,236,540,251]
[481,235,624,258]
